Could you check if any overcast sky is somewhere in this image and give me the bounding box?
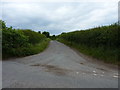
[0,0,118,35]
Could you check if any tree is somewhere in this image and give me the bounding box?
[50,35,56,40]
[38,31,41,34]
[0,20,6,30]
[42,31,50,38]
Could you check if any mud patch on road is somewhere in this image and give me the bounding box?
[96,67,107,71]
[31,64,70,76]
[80,62,84,65]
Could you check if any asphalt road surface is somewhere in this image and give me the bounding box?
[3,41,118,88]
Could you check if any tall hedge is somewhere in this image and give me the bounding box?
[20,29,46,45]
[58,23,119,48]
[1,20,47,58]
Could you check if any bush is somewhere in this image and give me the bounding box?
[21,29,46,44]
[2,27,29,58]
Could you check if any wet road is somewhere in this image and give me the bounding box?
[3,41,118,88]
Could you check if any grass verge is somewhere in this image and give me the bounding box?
[57,39,119,65]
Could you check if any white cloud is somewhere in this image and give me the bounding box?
[1,1,118,35]
[1,0,119,3]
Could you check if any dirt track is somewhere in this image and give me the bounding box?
[3,41,118,88]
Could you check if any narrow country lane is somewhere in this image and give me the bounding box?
[3,41,118,88]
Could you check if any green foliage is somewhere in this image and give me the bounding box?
[2,20,50,59]
[0,20,6,30]
[42,31,50,38]
[59,24,119,48]
[4,39,50,58]
[58,24,119,64]
[2,28,29,58]
[50,35,56,40]
[38,31,41,34]
[21,29,46,44]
